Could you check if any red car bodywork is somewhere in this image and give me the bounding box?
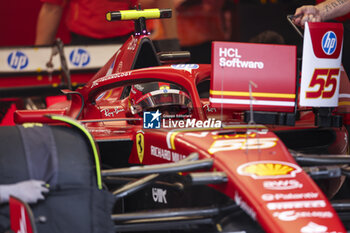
[12,12,350,233]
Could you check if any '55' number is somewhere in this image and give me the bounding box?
[306,68,340,99]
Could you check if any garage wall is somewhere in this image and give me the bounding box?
[0,0,70,46]
[0,1,314,47]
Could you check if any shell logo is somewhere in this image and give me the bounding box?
[237,161,302,179]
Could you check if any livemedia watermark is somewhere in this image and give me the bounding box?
[143,110,221,129]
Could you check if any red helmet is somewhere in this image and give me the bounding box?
[129,82,192,115]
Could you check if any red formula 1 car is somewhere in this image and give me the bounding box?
[9,8,350,233]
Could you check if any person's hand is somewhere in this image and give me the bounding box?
[0,180,49,204]
[293,5,322,27]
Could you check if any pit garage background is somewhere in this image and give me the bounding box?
[0,0,315,47]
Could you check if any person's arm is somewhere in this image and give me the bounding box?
[294,0,350,26]
[35,2,63,45]
[317,0,350,21]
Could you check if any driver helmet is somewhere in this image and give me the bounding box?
[129,82,192,116]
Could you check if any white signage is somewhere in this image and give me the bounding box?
[300,22,343,107]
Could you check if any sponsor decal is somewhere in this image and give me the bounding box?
[171,64,199,72]
[133,84,144,91]
[7,51,29,70]
[299,23,342,107]
[151,145,170,161]
[152,188,167,204]
[203,104,217,113]
[305,68,340,99]
[91,71,132,88]
[184,132,212,138]
[218,47,264,69]
[263,180,303,190]
[211,42,296,112]
[209,95,295,108]
[267,200,326,210]
[165,125,267,150]
[22,123,43,128]
[117,61,123,72]
[322,31,337,55]
[127,37,138,50]
[100,107,125,117]
[212,131,267,140]
[136,132,144,163]
[209,138,277,154]
[69,48,90,67]
[237,161,302,179]
[88,129,126,135]
[301,222,327,233]
[261,192,319,201]
[96,92,106,101]
[88,129,112,134]
[159,82,170,90]
[143,110,161,129]
[181,128,268,139]
[234,191,256,220]
[273,210,333,221]
[106,57,116,76]
[150,145,185,162]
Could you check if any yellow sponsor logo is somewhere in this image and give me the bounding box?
[136,133,144,163]
[212,133,258,140]
[208,137,278,154]
[237,161,302,179]
[22,123,43,128]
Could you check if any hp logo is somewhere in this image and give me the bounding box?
[322,31,337,55]
[69,48,90,67]
[7,51,28,70]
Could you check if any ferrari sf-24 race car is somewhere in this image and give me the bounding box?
[4,8,350,233]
